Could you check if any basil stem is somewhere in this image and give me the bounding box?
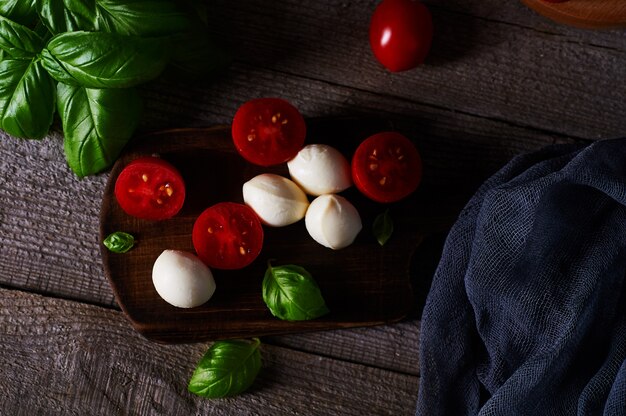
[373,209,394,246]
[189,338,262,398]
[262,263,329,321]
[103,232,135,253]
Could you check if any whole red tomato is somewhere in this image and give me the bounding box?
[369,0,433,72]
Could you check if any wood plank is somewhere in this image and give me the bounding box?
[198,0,626,139]
[268,320,421,376]
[0,288,419,416]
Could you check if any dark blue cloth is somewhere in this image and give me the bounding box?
[416,138,626,415]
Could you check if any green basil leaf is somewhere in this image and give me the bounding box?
[37,0,189,36]
[0,15,44,60]
[373,209,394,246]
[262,263,329,321]
[41,31,169,89]
[36,0,96,35]
[57,83,141,177]
[0,0,37,26]
[189,339,262,398]
[95,0,189,36]
[0,58,55,139]
[103,231,135,253]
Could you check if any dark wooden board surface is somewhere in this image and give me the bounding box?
[522,0,626,29]
[1,0,625,414]
[101,119,449,343]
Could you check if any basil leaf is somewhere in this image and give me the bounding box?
[103,231,135,253]
[0,58,56,139]
[36,0,96,35]
[0,15,44,60]
[373,209,394,246]
[0,0,37,26]
[41,31,169,89]
[262,263,329,321]
[57,83,141,177]
[37,0,189,36]
[189,339,262,398]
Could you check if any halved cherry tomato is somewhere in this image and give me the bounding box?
[232,98,306,166]
[114,157,186,220]
[192,202,264,270]
[352,132,422,203]
[369,0,433,72]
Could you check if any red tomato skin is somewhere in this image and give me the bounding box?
[351,132,422,203]
[232,98,306,167]
[369,0,434,72]
[192,202,264,270]
[114,157,186,220]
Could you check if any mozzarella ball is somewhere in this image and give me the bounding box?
[305,194,362,250]
[152,250,216,308]
[287,144,352,196]
[243,173,310,227]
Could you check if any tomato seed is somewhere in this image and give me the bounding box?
[379,177,387,185]
[369,163,378,171]
[207,227,213,234]
[247,134,255,141]
[239,246,246,255]
[142,174,148,182]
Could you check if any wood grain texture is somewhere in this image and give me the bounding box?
[0,288,419,416]
[192,0,626,139]
[521,0,626,29]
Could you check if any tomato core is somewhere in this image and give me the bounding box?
[232,98,306,166]
[114,157,185,220]
[192,202,264,270]
[352,132,422,203]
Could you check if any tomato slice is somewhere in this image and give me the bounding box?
[232,98,306,166]
[114,157,186,220]
[351,132,422,203]
[192,202,264,270]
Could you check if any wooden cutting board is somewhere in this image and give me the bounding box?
[521,0,626,29]
[100,118,450,343]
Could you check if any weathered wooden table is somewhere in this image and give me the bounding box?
[1,1,625,414]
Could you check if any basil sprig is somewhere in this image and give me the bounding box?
[189,339,262,398]
[103,231,135,253]
[373,209,394,246]
[0,1,228,177]
[262,263,329,321]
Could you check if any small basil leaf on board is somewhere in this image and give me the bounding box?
[189,339,262,398]
[0,0,38,26]
[373,209,394,246]
[103,232,135,253]
[262,263,329,321]
[0,15,44,60]
[41,31,169,89]
[0,58,56,139]
[57,83,141,177]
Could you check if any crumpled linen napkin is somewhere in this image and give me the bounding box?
[416,138,626,415]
